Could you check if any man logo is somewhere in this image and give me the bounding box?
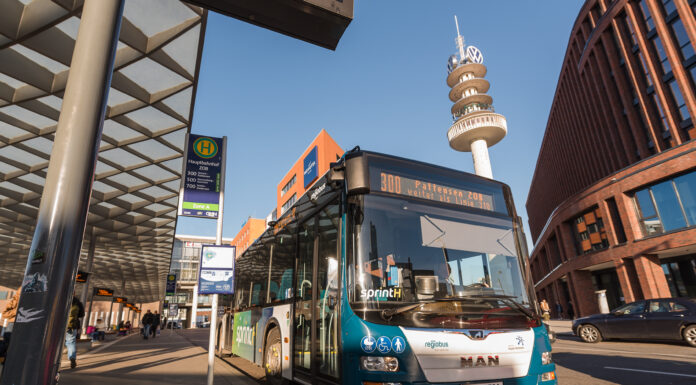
[193,137,218,159]
[461,355,500,368]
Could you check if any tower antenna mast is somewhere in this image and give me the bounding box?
[454,15,466,62]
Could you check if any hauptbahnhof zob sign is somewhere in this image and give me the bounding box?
[179,134,226,219]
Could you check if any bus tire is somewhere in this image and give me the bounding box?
[264,327,286,385]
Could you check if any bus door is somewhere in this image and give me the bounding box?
[294,203,341,383]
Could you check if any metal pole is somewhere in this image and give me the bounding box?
[0,1,124,383]
[116,280,125,325]
[81,230,97,336]
[85,291,95,335]
[107,300,114,330]
[207,136,227,385]
[191,284,198,328]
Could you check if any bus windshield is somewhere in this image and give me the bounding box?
[351,194,532,328]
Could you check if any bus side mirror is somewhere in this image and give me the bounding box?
[345,154,369,195]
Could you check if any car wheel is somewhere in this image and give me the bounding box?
[264,328,287,385]
[579,324,602,343]
[683,325,696,347]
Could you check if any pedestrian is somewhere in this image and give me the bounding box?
[539,299,551,321]
[125,320,131,334]
[66,296,85,369]
[555,302,564,319]
[567,301,575,320]
[141,310,153,340]
[150,311,161,338]
[0,288,21,361]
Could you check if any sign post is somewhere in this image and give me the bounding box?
[178,134,227,385]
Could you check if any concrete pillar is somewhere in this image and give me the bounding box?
[116,280,125,325]
[0,1,125,383]
[470,138,493,179]
[633,254,671,299]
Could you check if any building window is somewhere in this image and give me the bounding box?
[281,193,296,215]
[640,0,655,31]
[634,170,696,236]
[652,36,672,74]
[670,18,695,61]
[281,175,296,197]
[572,208,609,255]
[668,79,690,121]
[662,256,696,297]
[661,0,677,17]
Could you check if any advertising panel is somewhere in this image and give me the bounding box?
[231,311,254,361]
[179,134,225,219]
[165,274,177,296]
[303,145,318,188]
[198,245,235,295]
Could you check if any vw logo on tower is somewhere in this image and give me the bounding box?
[466,45,483,64]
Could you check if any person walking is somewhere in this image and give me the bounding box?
[141,310,153,340]
[66,296,85,369]
[0,288,21,361]
[539,299,551,321]
[150,311,161,338]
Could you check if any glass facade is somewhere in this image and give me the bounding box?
[662,256,696,298]
[634,170,696,236]
[166,239,212,306]
[572,207,610,255]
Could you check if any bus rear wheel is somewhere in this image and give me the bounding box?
[264,328,286,385]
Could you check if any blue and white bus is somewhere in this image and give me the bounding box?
[218,149,556,385]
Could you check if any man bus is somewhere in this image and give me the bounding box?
[217,149,556,385]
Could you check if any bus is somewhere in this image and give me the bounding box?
[217,149,556,385]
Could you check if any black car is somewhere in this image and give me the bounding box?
[572,297,696,347]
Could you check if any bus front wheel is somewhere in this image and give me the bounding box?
[264,328,286,385]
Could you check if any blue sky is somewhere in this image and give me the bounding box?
[176,1,584,248]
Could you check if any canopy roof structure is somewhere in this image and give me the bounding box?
[0,0,206,302]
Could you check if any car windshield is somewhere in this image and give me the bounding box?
[349,195,532,328]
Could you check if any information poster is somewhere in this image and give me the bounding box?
[198,245,235,295]
[179,134,225,219]
[169,303,179,317]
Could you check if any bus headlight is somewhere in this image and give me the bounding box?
[541,351,552,365]
[540,371,556,382]
[360,356,399,372]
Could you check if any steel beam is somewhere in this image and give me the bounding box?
[0,1,124,383]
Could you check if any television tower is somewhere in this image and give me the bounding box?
[446,16,507,179]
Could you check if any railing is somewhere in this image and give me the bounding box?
[447,112,507,142]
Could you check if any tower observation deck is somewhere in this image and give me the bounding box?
[446,16,507,179]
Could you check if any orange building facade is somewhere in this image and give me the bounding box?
[275,129,344,219]
[230,218,267,256]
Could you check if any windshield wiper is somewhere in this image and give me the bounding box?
[463,294,535,320]
[381,302,433,319]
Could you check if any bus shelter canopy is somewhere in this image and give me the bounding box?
[0,0,206,303]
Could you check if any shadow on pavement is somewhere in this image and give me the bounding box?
[553,352,696,385]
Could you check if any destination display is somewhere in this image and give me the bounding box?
[93,287,113,296]
[76,271,88,283]
[375,171,496,212]
[179,134,225,219]
[113,297,127,304]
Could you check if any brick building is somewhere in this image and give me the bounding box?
[527,0,696,318]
